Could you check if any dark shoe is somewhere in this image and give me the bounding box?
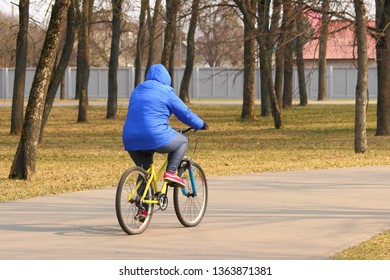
[163,171,186,188]
[129,195,142,208]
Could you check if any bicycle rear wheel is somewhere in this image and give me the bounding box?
[115,166,154,235]
[174,162,208,227]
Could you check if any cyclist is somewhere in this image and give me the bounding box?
[122,64,208,220]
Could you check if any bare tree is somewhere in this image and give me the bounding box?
[134,0,147,87]
[375,0,390,135]
[282,0,293,109]
[295,0,308,106]
[258,0,272,117]
[145,0,162,75]
[234,0,256,121]
[318,0,330,101]
[235,0,282,126]
[179,0,200,103]
[196,4,243,67]
[106,0,123,119]
[9,0,71,180]
[353,0,368,153]
[273,0,284,109]
[10,0,29,135]
[0,13,18,67]
[257,0,282,128]
[161,0,180,68]
[0,8,46,68]
[40,0,79,143]
[77,0,94,122]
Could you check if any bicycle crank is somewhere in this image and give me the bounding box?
[158,193,168,211]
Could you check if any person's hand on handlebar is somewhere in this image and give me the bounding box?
[201,121,209,130]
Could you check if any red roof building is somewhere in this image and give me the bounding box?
[291,12,378,99]
[302,12,376,66]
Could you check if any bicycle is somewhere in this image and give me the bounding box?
[115,127,208,235]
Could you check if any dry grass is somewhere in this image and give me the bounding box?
[1,103,389,202]
[333,231,390,259]
[1,102,390,259]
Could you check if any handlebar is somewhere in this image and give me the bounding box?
[181,127,196,133]
[174,127,196,134]
[177,125,208,134]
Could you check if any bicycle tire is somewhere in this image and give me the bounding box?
[115,166,154,235]
[174,162,208,227]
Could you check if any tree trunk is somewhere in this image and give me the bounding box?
[168,27,176,86]
[274,41,284,109]
[161,0,180,68]
[270,0,283,109]
[74,0,83,100]
[134,0,147,87]
[40,0,78,143]
[296,41,308,106]
[259,56,271,116]
[318,0,330,101]
[145,0,161,77]
[353,0,368,153]
[74,1,82,101]
[107,0,123,119]
[9,0,70,180]
[77,0,93,123]
[258,0,271,117]
[60,78,65,100]
[283,45,293,109]
[295,1,308,106]
[282,0,293,109]
[257,0,282,127]
[10,0,29,135]
[266,59,283,129]
[240,0,256,121]
[375,0,390,135]
[179,0,200,103]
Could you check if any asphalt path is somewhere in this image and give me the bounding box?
[0,165,389,260]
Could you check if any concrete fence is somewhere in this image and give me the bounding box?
[0,66,378,101]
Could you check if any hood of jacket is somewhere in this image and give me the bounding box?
[145,64,171,86]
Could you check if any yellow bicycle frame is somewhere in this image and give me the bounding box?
[127,160,168,205]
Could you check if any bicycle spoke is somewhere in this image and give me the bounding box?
[174,162,208,227]
[115,167,154,235]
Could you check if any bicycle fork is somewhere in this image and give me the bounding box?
[181,159,197,196]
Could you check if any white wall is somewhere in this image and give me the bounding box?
[0,65,378,100]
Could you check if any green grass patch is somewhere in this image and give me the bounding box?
[1,103,390,259]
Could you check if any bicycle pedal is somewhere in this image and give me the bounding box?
[134,214,145,223]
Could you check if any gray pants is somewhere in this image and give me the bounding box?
[128,133,188,173]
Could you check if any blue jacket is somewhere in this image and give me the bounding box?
[122,64,204,151]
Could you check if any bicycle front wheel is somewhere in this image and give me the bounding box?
[115,166,154,235]
[174,162,208,227]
